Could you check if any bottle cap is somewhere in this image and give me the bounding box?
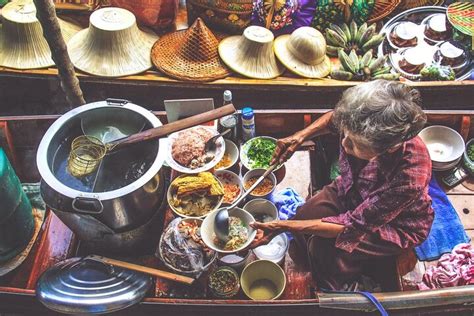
[223,90,232,102]
[241,107,254,120]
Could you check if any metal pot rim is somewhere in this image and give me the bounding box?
[36,101,167,200]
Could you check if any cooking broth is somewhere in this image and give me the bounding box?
[248,279,278,300]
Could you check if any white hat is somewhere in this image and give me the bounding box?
[218,26,284,79]
[274,27,331,78]
[0,0,81,69]
[67,7,157,77]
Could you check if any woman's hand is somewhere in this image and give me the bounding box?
[271,132,306,164]
[249,221,286,248]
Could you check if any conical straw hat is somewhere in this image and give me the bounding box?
[274,27,331,79]
[151,18,230,82]
[67,7,157,77]
[218,25,285,79]
[0,0,81,69]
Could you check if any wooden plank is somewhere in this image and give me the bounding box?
[450,195,474,230]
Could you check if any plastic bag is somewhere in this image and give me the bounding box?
[157,218,214,273]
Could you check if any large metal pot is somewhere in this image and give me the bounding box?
[36,99,167,236]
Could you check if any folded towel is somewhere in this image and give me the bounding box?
[415,176,470,261]
[269,187,305,221]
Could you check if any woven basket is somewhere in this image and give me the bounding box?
[186,0,253,34]
[398,0,444,10]
[367,0,401,23]
[151,18,230,81]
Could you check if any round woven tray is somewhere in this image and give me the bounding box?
[398,0,444,10]
[367,0,401,23]
[151,20,230,82]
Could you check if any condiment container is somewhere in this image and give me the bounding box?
[218,90,239,144]
[242,168,277,200]
[253,234,288,265]
[240,260,286,300]
[217,250,252,272]
[208,266,240,298]
[241,107,256,142]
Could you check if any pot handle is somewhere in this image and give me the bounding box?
[72,197,104,215]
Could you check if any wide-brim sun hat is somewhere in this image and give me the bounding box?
[0,0,81,69]
[151,18,230,82]
[219,25,285,79]
[274,26,331,78]
[67,7,157,77]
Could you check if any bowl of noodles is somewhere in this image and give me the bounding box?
[201,207,257,253]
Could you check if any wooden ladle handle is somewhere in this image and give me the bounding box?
[87,255,195,285]
[109,103,236,150]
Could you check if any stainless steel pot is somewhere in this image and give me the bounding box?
[36,99,167,235]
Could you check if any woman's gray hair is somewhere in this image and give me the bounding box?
[332,80,427,153]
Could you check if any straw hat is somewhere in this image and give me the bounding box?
[274,27,331,78]
[151,18,230,82]
[218,25,285,79]
[67,7,157,77]
[0,0,81,69]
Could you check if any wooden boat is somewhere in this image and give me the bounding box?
[0,109,473,315]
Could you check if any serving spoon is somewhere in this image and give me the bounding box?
[214,163,278,242]
[204,129,231,153]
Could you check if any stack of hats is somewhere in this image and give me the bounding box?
[274,27,331,78]
[151,18,230,82]
[219,25,285,79]
[67,7,157,77]
[0,0,81,69]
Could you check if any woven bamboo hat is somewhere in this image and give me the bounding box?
[151,18,230,82]
[0,0,81,69]
[218,25,285,79]
[274,27,331,78]
[67,7,157,77]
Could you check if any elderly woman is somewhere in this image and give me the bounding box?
[251,80,434,290]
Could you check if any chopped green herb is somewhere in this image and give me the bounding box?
[246,138,276,168]
[468,143,474,161]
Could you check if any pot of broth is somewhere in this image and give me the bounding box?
[37,99,167,247]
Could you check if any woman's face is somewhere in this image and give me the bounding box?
[341,130,380,160]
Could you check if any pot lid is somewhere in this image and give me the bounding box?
[36,257,152,314]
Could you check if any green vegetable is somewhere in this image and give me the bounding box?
[420,64,456,81]
[246,138,276,168]
[468,143,474,161]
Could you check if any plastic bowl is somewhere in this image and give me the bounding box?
[167,173,224,219]
[201,207,256,254]
[243,199,278,223]
[214,170,243,205]
[253,234,288,265]
[215,140,239,170]
[242,168,277,199]
[419,126,465,163]
[463,138,474,176]
[240,260,286,300]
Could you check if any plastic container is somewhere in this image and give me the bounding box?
[241,107,256,142]
[253,234,289,265]
[217,250,252,272]
[218,90,239,144]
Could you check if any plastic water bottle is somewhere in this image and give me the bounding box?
[218,90,239,143]
[241,107,256,142]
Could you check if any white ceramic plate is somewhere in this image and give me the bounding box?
[166,126,225,174]
[240,136,281,171]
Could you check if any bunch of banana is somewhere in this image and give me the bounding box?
[325,21,385,56]
[331,49,400,81]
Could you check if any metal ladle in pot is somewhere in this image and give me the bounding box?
[67,103,236,178]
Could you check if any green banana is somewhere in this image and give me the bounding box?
[338,49,357,74]
[340,23,352,43]
[368,56,387,73]
[326,29,346,47]
[331,70,354,80]
[349,49,359,73]
[372,66,392,76]
[362,34,385,51]
[326,45,340,57]
[358,24,376,47]
[330,24,347,42]
[360,50,373,69]
[350,21,358,44]
[371,73,400,80]
[355,22,367,44]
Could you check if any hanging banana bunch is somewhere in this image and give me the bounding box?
[331,49,400,81]
[325,20,385,56]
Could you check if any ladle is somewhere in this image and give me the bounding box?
[68,103,236,177]
[214,163,278,242]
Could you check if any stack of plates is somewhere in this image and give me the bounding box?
[419,125,465,172]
